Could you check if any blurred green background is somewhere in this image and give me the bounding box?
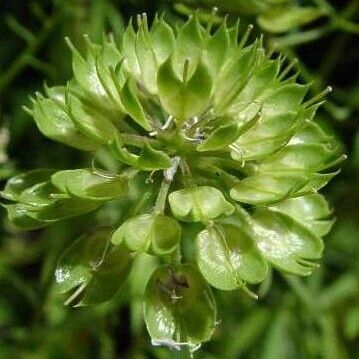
[0,1,358,358]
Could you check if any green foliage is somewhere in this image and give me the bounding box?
[0,0,358,357]
[0,12,344,351]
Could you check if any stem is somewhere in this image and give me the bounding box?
[179,158,195,188]
[334,18,359,34]
[154,177,171,214]
[0,15,56,93]
[283,275,321,321]
[272,25,332,48]
[313,0,335,15]
[130,191,151,217]
[319,34,350,81]
[168,246,182,265]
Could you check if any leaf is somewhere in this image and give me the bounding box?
[112,214,181,255]
[261,309,293,359]
[270,194,334,237]
[258,6,326,33]
[55,228,132,305]
[1,169,54,201]
[252,209,323,275]
[144,264,217,351]
[51,169,128,201]
[196,223,267,290]
[344,306,359,340]
[224,309,271,357]
[157,56,213,122]
[230,174,308,205]
[169,186,234,222]
[32,91,99,151]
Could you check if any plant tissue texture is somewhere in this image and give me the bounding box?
[1,14,344,351]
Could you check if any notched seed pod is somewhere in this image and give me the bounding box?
[144,264,217,352]
[112,213,181,255]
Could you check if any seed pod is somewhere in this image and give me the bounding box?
[55,228,132,306]
[112,213,181,255]
[144,264,217,351]
[169,186,234,223]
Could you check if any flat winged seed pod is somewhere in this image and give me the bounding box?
[1,14,344,351]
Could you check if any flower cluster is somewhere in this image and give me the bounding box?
[1,14,344,351]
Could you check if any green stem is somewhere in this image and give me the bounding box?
[283,275,322,321]
[333,18,359,34]
[0,15,56,93]
[179,158,195,188]
[313,0,335,15]
[274,0,359,49]
[272,25,332,48]
[168,246,182,265]
[319,34,350,81]
[154,177,171,214]
[130,191,151,217]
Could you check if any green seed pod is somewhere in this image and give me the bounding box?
[51,168,128,201]
[55,228,132,306]
[144,264,217,352]
[1,170,102,229]
[196,223,268,290]
[252,209,324,276]
[112,213,181,255]
[169,186,234,222]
